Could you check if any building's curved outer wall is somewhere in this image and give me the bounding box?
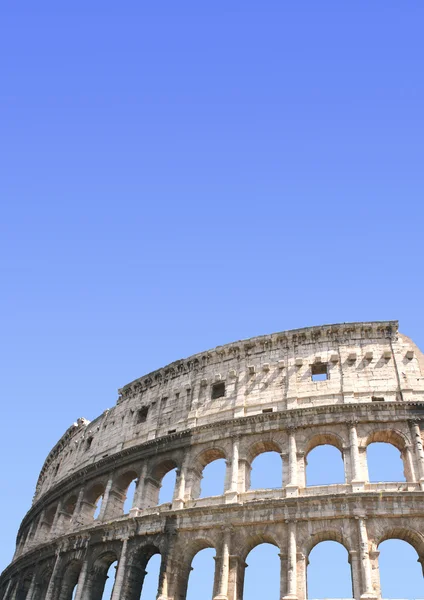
[2,321,424,600]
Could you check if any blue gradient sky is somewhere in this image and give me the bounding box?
[1,1,423,597]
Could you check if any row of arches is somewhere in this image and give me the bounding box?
[9,536,423,600]
[97,441,407,521]
[18,425,420,555]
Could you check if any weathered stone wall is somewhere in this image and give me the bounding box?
[1,321,424,600]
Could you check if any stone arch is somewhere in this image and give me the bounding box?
[190,448,227,499]
[57,493,79,533]
[180,537,217,600]
[57,558,83,600]
[86,549,120,600]
[306,536,353,599]
[304,528,352,558]
[63,494,78,516]
[241,532,281,563]
[375,526,424,561]
[145,457,179,507]
[111,469,139,516]
[366,428,409,451]
[242,535,281,600]
[246,440,283,490]
[375,527,424,596]
[122,542,162,599]
[304,431,345,456]
[33,564,53,600]
[304,432,346,486]
[365,429,410,481]
[39,504,58,537]
[14,573,33,600]
[81,482,106,522]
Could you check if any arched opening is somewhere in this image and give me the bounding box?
[186,548,216,600]
[112,470,139,516]
[42,504,58,535]
[306,445,345,486]
[15,576,32,600]
[139,554,161,599]
[200,459,226,498]
[191,449,227,500]
[123,480,137,514]
[144,459,178,507]
[36,568,52,600]
[307,541,352,598]
[378,539,424,597]
[57,560,82,600]
[59,495,78,532]
[100,560,118,599]
[158,468,177,505]
[93,496,104,519]
[250,452,282,490]
[367,443,406,482]
[243,543,280,600]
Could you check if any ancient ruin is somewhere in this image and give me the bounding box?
[2,320,424,599]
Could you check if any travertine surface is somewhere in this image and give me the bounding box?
[2,321,424,600]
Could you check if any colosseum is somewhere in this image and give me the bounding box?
[2,320,424,600]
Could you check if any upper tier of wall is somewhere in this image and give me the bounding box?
[33,320,424,502]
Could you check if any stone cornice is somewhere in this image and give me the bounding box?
[17,399,424,537]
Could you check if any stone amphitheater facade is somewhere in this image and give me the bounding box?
[2,320,424,600]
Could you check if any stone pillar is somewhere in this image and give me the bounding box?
[295,553,308,600]
[356,518,377,600]
[410,421,424,484]
[349,550,361,600]
[73,557,89,600]
[129,464,147,517]
[173,456,188,510]
[349,422,364,489]
[51,500,65,537]
[402,444,416,483]
[214,529,231,600]
[225,437,239,503]
[227,555,244,600]
[286,429,298,497]
[2,579,13,600]
[70,487,85,528]
[25,573,37,600]
[282,520,297,600]
[110,538,129,600]
[44,551,62,600]
[279,554,288,599]
[369,550,381,599]
[98,477,114,521]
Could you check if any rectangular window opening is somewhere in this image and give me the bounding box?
[168,429,176,434]
[262,408,273,414]
[136,406,149,424]
[311,362,328,382]
[372,396,385,402]
[211,381,226,400]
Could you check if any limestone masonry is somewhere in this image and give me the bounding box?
[2,321,424,599]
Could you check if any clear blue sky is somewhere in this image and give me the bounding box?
[1,1,423,597]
